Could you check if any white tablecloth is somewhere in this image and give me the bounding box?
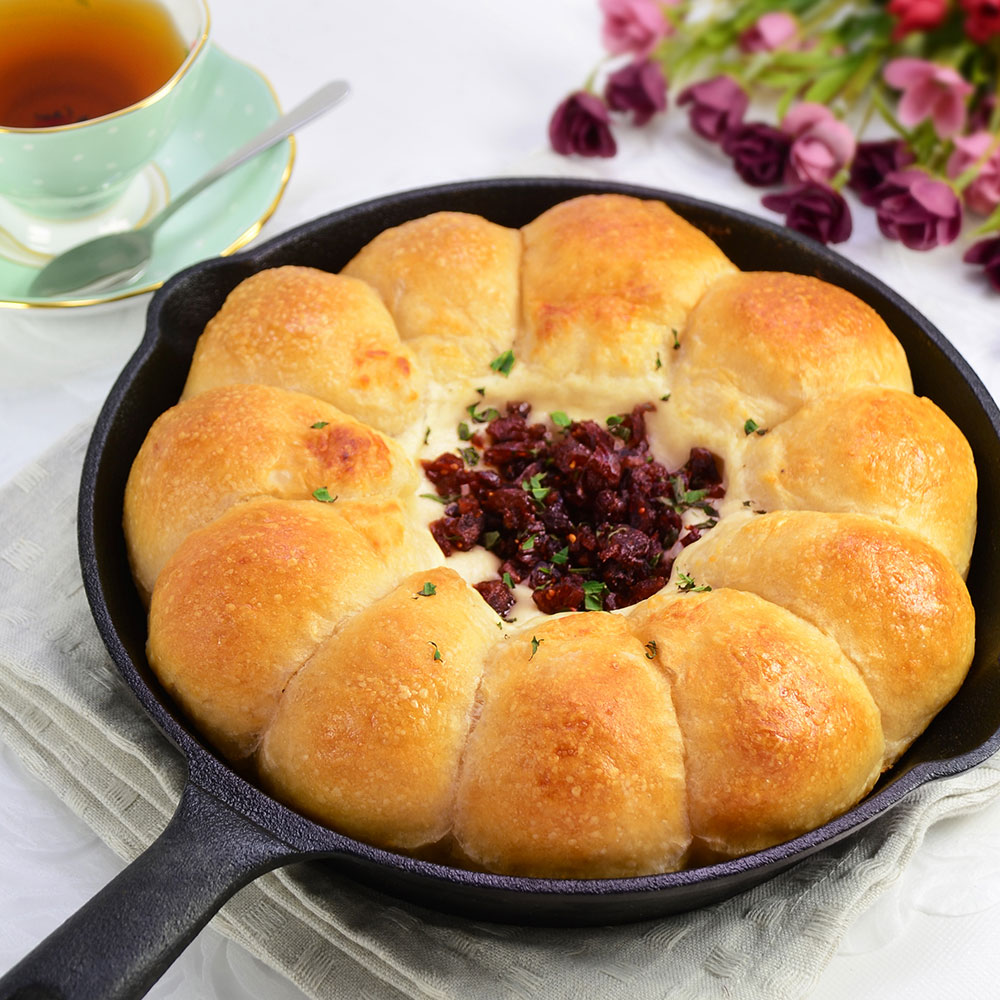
[2,1,999,997]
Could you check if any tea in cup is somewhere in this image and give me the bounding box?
[0,0,210,253]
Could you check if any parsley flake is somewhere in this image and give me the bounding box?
[467,402,500,423]
[676,571,712,593]
[311,421,329,429]
[312,487,338,503]
[502,572,515,588]
[483,530,500,549]
[644,640,657,659]
[420,492,456,505]
[552,546,569,565]
[550,411,572,428]
[744,419,767,436]
[583,579,608,611]
[422,427,431,445]
[417,582,437,597]
[459,445,480,466]
[660,393,671,402]
[428,641,443,661]
[521,534,536,552]
[489,349,515,376]
[529,635,543,660]
[521,473,550,502]
[655,352,663,370]
[457,421,472,441]
[671,328,681,350]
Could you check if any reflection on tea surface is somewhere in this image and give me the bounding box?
[0,0,188,128]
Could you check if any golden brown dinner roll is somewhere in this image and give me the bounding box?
[258,567,498,851]
[518,194,736,378]
[628,589,884,863]
[124,383,417,601]
[675,511,976,764]
[147,496,439,762]
[453,612,690,878]
[181,266,425,435]
[342,211,521,380]
[669,271,913,454]
[735,386,977,576]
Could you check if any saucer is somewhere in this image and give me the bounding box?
[0,44,294,309]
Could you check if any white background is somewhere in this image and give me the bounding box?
[2,1,1000,997]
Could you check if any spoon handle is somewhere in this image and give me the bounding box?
[147,79,351,234]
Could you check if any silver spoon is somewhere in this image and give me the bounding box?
[28,80,351,298]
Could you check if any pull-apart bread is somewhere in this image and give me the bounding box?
[125,194,977,878]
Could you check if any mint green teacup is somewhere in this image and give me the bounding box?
[0,0,210,229]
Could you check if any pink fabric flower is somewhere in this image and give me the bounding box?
[739,12,799,52]
[599,0,673,57]
[875,169,963,250]
[887,0,949,39]
[781,103,856,184]
[883,58,974,139]
[947,132,1000,216]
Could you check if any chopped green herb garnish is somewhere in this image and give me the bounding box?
[550,411,572,428]
[420,492,456,505]
[460,446,480,466]
[467,402,500,423]
[552,546,569,565]
[744,418,767,436]
[671,328,681,350]
[312,487,338,503]
[490,349,515,376]
[521,473,550,501]
[660,393,671,402]
[655,352,663,370]
[529,635,543,660]
[582,579,608,612]
[644,640,657,659]
[502,571,515,588]
[457,421,472,441]
[429,641,443,661]
[483,530,500,549]
[521,534,536,551]
[677,571,712,593]
[417,582,437,597]
[606,414,631,441]
[475,386,486,396]
[311,421,329,429]
[606,415,624,426]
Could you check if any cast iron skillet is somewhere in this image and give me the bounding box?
[3,177,1000,1000]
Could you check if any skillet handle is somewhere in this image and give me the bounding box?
[0,779,302,1000]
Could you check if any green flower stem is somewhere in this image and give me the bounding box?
[971,203,1000,236]
[953,132,1000,193]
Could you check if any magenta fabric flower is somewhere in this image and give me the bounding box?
[875,169,963,250]
[961,0,1000,43]
[739,12,799,52]
[762,182,853,244]
[887,0,949,39]
[549,92,617,157]
[599,0,673,57]
[676,75,749,142]
[722,122,791,186]
[883,58,974,139]
[964,236,1000,292]
[848,140,916,206]
[781,103,856,184]
[947,132,1000,216]
[604,59,668,126]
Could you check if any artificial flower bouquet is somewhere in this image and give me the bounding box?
[549,0,1000,291]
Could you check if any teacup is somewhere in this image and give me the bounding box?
[0,0,210,257]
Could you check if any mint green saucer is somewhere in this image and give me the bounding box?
[0,44,293,309]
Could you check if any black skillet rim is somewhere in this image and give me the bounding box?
[77,176,1000,917]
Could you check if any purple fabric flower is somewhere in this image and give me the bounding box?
[874,169,963,250]
[604,59,668,126]
[721,122,791,186]
[676,75,749,142]
[548,92,617,158]
[964,236,1000,292]
[762,182,853,244]
[848,140,915,206]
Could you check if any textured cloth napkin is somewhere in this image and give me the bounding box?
[2,421,1000,1000]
